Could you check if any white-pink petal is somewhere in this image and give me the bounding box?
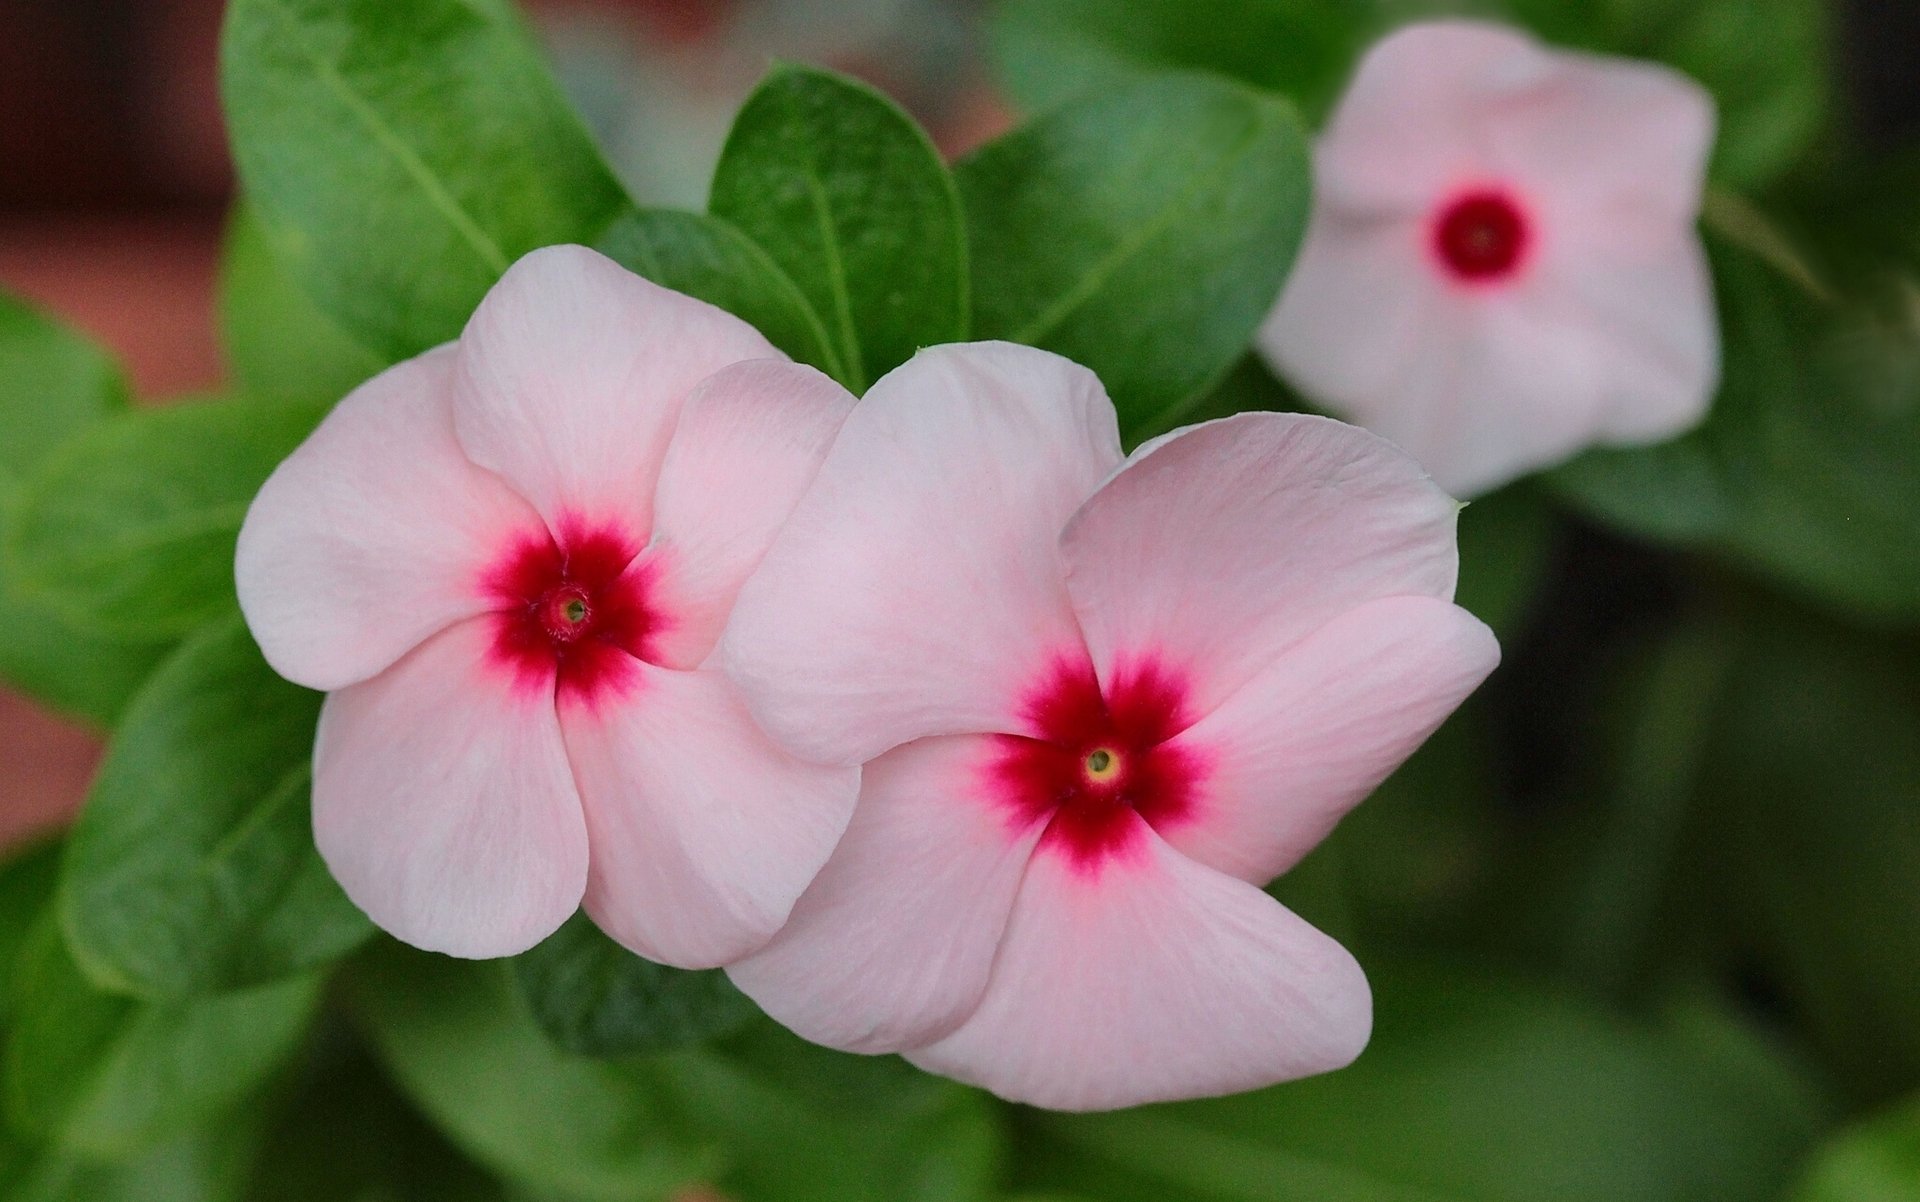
[235,347,543,693]
[640,360,856,670]
[562,664,859,969]
[907,826,1372,1111]
[723,342,1124,765]
[1061,412,1461,721]
[728,735,1045,1054]
[452,245,781,532]
[1163,595,1499,885]
[313,620,587,959]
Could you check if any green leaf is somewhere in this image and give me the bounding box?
[0,1119,266,1202]
[510,912,757,1059]
[1452,485,1555,639]
[708,64,967,392]
[0,840,63,1026]
[957,72,1311,437]
[0,293,169,724]
[593,209,840,379]
[352,944,714,1202]
[4,395,327,641]
[1786,1094,1920,1202]
[1016,960,1827,1202]
[222,0,633,361]
[60,616,370,999]
[4,915,322,1156]
[217,205,387,407]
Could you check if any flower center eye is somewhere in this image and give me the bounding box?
[563,599,588,624]
[1083,746,1122,783]
[539,586,594,642]
[1433,189,1529,283]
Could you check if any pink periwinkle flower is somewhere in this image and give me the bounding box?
[235,245,859,965]
[1261,20,1720,497]
[720,341,1500,1111]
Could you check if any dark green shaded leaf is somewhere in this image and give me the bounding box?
[217,205,386,407]
[958,72,1311,436]
[0,840,62,1026]
[60,616,370,999]
[709,65,967,392]
[512,912,757,1059]
[594,209,840,378]
[1017,961,1826,1202]
[4,915,321,1156]
[1452,485,1555,639]
[222,0,633,360]
[1786,1094,1920,1202]
[3,396,327,640]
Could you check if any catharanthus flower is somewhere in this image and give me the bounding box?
[721,342,1500,1110]
[235,245,858,965]
[1260,20,1719,497]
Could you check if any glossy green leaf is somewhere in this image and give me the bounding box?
[0,293,168,724]
[4,915,322,1156]
[352,944,714,1202]
[1786,1094,1920,1202]
[1016,961,1826,1202]
[60,616,369,999]
[958,72,1311,436]
[593,208,840,378]
[709,64,967,392]
[511,912,757,1059]
[217,205,386,407]
[3,396,327,640]
[222,0,633,361]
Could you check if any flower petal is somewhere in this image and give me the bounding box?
[1061,412,1461,720]
[562,663,860,969]
[452,245,781,531]
[641,360,856,669]
[236,347,542,692]
[907,827,1371,1111]
[313,619,586,959]
[1554,242,1720,444]
[1162,595,1498,884]
[728,735,1044,1053]
[723,342,1124,765]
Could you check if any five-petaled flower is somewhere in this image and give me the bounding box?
[720,342,1500,1111]
[236,245,859,965]
[1261,20,1720,497]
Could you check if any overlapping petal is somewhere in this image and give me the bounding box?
[452,244,781,531]
[312,620,587,959]
[562,664,860,969]
[723,342,1124,765]
[1061,412,1461,719]
[728,735,1046,1053]
[640,360,856,669]
[235,347,542,692]
[1162,595,1499,884]
[908,826,1372,1111]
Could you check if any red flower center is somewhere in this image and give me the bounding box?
[988,657,1206,875]
[484,520,657,702]
[1432,189,1530,283]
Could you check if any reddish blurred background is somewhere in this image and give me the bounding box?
[0,0,1004,853]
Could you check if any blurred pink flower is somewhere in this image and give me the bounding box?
[235,245,858,965]
[1260,20,1719,497]
[722,342,1499,1110]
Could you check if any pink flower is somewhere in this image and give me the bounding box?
[720,342,1499,1110]
[1260,20,1719,497]
[235,245,859,965]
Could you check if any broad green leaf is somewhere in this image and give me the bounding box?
[0,293,168,724]
[4,915,322,1156]
[352,945,714,1202]
[510,912,756,1059]
[709,65,967,392]
[958,72,1311,436]
[3,396,327,640]
[222,0,633,360]
[0,840,62,1026]
[594,209,839,378]
[60,617,369,999]
[1016,960,1826,1202]
[1786,1094,1920,1202]
[217,205,386,407]
[1550,241,1920,624]
[0,1118,265,1202]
